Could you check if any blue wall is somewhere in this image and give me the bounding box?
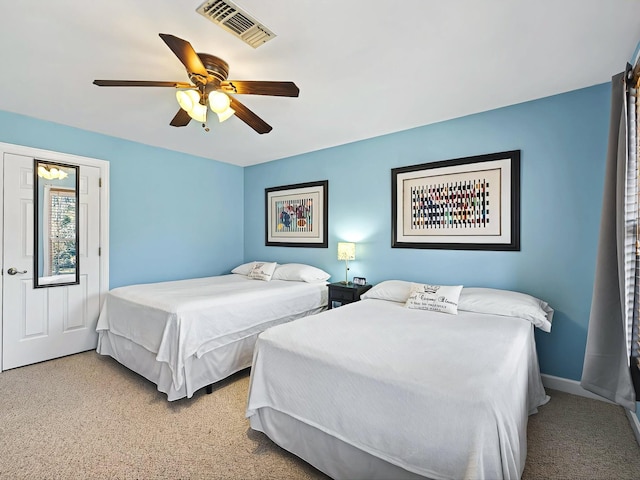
[244,83,611,382]
[0,111,245,288]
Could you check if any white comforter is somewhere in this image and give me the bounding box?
[96,274,327,393]
[246,298,549,480]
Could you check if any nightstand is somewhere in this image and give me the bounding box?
[327,282,372,309]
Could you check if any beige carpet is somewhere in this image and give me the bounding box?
[0,351,638,480]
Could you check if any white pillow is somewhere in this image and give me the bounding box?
[361,280,413,303]
[272,263,331,283]
[405,283,463,314]
[458,287,553,332]
[247,262,277,281]
[231,261,275,276]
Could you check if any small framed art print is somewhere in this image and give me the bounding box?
[265,180,328,248]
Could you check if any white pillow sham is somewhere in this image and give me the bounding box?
[361,280,413,303]
[272,263,331,283]
[458,287,553,332]
[247,262,277,281]
[362,280,553,331]
[405,283,463,314]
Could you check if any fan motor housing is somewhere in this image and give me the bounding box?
[192,53,229,86]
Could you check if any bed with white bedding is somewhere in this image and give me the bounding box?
[96,262,329,400]
[246,280,553,480]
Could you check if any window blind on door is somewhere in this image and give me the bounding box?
[48,187,76,276]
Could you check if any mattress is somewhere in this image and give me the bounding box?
[246,298,549,479]
[96,274,327,399]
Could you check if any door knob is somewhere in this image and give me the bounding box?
[7,267,27,275]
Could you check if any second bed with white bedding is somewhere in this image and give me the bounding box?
[97,272,327,400]
[247,289,551,479]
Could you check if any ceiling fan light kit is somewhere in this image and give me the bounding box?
[37,165,68,180]
[175,89,234,125]
[93,33,299,134]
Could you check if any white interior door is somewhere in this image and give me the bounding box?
[2,153,102,369]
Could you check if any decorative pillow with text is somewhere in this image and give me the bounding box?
[232,261,275,276]
[247,262,277,281]
[405,283,463,314]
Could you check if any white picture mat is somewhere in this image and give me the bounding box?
[267,184,325,243]
[395,157,513,245]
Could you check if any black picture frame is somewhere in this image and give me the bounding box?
[265,180,328,248]
[391,150,520,251]
[33,159,81,288]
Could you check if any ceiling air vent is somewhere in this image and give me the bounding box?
[196,0,276,48]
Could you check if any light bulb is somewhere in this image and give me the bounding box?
[208,91,231,113]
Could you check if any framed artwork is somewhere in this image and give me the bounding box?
[391,150,520,251]
[265,180,328,247]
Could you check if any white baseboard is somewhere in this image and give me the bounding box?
[542,374,640,446]
[541,374,615,403]
[626,408,640,445]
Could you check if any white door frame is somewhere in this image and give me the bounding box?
[0,142,110,371]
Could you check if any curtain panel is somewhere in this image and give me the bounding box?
[581,71,636,411]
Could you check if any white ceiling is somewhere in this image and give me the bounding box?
[1,1,639,167]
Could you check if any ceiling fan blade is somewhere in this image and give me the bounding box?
[229,97,272,134]
[220,81,299,97]
[159,33,208,76]
[93,80,193,88]
[170,108,192,127]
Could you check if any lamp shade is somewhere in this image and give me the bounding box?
[176,89,200,112]
[176,89,207,122]
[337,242,356,261]
[37,165,52,179]
[208,91,231,113]
[188,102,208,123]
[216,106,236,122]
[37,165,68,180]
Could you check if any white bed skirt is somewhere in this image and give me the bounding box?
[250,407,429,480]
[97,306,326,400]
[98,329,261,400]
[97,276,328,400]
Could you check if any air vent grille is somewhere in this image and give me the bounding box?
[196,0,276,48]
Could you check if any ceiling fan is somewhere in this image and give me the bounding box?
[93,33,299,134]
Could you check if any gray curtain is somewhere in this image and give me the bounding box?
[581,71,636,411]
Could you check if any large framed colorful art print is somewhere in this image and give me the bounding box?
[265,180,328,248]
[391,151,520,251]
